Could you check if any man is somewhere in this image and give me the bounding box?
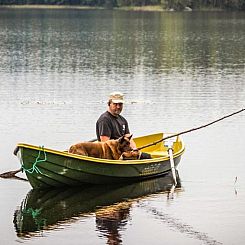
[96,92,151,159]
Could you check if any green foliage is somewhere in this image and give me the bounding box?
[224,0,245,10]
[166,0,190,10]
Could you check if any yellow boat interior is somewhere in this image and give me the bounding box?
[134,132,184,158]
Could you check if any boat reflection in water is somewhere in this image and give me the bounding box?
[14,172,181,241]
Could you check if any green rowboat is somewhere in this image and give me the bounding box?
[15,132,185,189]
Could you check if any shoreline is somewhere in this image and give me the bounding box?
[0,4,104,10]
[0,4,226,12]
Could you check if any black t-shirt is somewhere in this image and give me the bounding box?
[96,111,130,141]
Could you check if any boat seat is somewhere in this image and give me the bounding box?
[145,151,169,158]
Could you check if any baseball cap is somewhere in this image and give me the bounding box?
[109,92,124,104]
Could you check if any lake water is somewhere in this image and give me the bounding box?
[0,8,245,245]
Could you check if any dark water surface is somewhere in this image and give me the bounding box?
[0,9,245,245]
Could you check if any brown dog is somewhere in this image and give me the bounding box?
[69,135,133,160]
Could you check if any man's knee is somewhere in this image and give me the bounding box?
[140,152,152,159]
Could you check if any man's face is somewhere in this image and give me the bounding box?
[109,102,123,116]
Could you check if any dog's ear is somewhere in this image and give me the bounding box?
[127,134,133,141]
[119,134,132,143]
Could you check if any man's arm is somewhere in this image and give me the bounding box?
[100,135,110,142]
[130,139,137,150]
[125,133,137,149]
[96,117,111,142]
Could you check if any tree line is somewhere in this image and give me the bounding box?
[0,0,244,10]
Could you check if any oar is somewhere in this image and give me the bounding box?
[0,146,22,179]
[0,168,22,179]
[168,147,177,186]
[164,137,178,186]
[137,108,244,151]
